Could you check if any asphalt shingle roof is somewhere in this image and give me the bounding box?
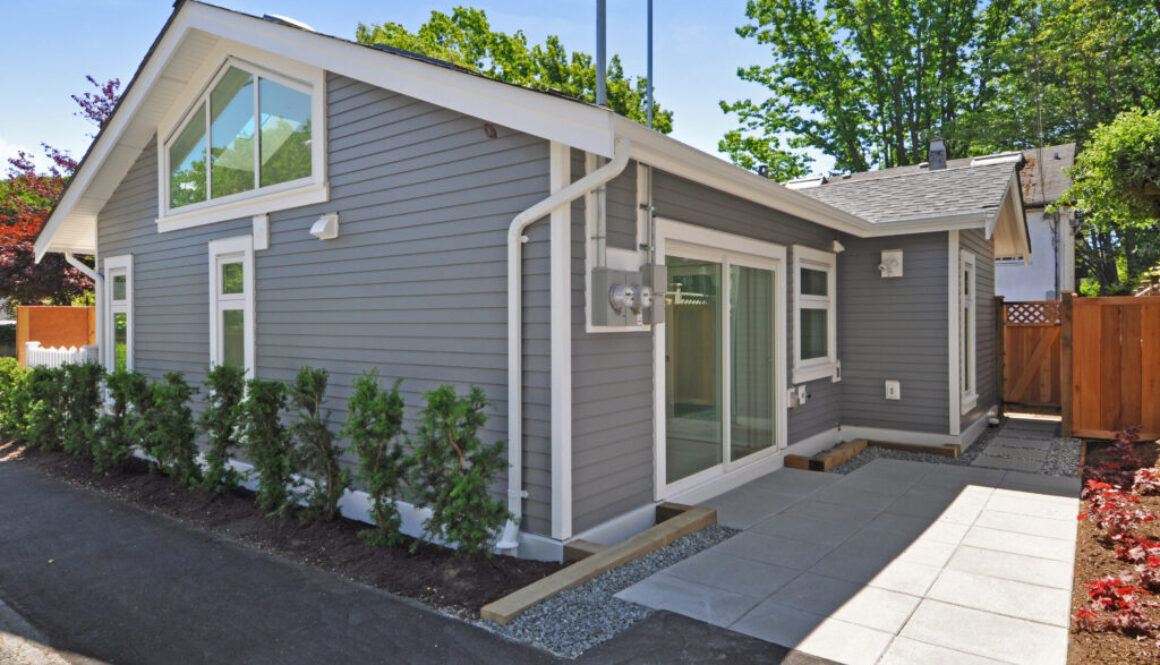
[797,161,1018,224]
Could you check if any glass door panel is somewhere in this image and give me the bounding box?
[665,255,723,483]
[730,265,775,461]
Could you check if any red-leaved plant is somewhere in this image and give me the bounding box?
[1081,480,1157,541]
[1135,468,1160,496]
[1086,426,1145,487]
[1073,576,1160,637]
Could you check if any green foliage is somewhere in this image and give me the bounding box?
[0,357,27,435]
[198,364,246,494]
[93,369,149,473]
[61,362,103,460]
[407,385,510,555]
[143,372,201,486]
[1062,108,1160,294]
[341,370,409,546]
[0,324,15,349]
[241,377,296,518]
[356,7,672,133]
[290,367,351,521]
[24,367,67,450]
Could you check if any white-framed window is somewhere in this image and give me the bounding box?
[960,250,978,413]
[104,254,134,372]
[208,236,255,375]
[158,54,327,232]
[792,245,839,383]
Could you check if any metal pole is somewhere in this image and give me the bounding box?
[596,0,607,106]
[647,0,653,128]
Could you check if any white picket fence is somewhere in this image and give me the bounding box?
[25,342,99,368]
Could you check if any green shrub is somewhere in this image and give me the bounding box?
[290,366,351,521]
[198,364,246,494]
[61,362,103,460]
[241,377,296,518]
[143,372,201,486]
[93,369,149,473]
[407,385,510,555]
[0,358,28,435]
[24,367,67,450]
[341,370,408,546]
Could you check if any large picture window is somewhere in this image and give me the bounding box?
[209,236,255,375]
[792,246,839,383]
[960,250,978,412]
[166,60,314,212]
[104,255,133,372]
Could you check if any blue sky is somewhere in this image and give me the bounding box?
[0,0,832,176]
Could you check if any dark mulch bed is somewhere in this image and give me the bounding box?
[2,442,561,618]
[1070,439,1160,665]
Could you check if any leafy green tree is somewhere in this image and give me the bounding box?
[961,0,1160,153]
[289,366,350,521]
[143,372,201,487]
[356,7,672,133]
[1059,108,1160,294]
[721,0,983,178]
[241,377,297,518]
[93,369,149,473]
[61,362,103,461]
[407,385,509,556]
[341,370,409,546]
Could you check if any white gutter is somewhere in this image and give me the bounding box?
[497,136,630,553]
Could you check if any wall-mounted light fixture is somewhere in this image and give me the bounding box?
[310,212,339,240]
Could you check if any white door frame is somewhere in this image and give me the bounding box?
[652,218,788,501]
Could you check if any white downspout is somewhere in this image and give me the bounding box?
[497,136,630,553]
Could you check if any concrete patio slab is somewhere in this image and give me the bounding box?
[617,452,1080,665]
[971,454,1047,472]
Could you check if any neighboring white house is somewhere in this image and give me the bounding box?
[995,144,1077,301]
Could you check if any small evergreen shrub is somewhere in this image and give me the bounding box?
[61,362,104,460]
[198,364,246,494]
[407,385,510,555]
[93,369,149,473]
[290,366,351,521]
[341,370,408,546]
[143,372,201,486]
[24,367,67,450]
[241,377,296,518]
[0,358,28,435]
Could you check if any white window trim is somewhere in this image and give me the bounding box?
[103,254,134,372]
[208,235,256,376]
[792,245,839,384]
[652,218,788,501]
[156,45,327,233]
[960,250,978,414]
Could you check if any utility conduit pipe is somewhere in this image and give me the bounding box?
[498,136,630,553]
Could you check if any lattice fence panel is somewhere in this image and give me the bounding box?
[1005,301,1061,326]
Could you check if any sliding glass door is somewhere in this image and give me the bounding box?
[664,245,779,488]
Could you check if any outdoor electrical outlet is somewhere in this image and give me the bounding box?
[885,380,901,400]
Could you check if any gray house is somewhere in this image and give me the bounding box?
[35,2,1029,561]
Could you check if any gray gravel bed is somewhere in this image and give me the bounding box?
[480,524,738,659]
[827,419,1082,478]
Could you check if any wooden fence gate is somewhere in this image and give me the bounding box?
[1001,300,1062,410]
[1063,294,1160,439]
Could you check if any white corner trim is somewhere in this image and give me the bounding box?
[252,214,269,251]
[103,254,134,372]
[549,141,573,541]
[207,235,256,376]
[947,230,961,436]
[158,181,329,233]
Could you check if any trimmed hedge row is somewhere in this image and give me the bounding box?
[0,359,510,555]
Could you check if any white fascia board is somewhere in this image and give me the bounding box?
[186,4,615,158]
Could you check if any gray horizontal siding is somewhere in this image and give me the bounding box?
[839,233,950,433]
[97,72,555,537]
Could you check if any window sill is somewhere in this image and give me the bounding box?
[961,392,979,414]
[793,361,840,384]
[157,181,328,233]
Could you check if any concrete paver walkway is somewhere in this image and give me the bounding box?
[616,459,1080,665]
[972,419,1065,474]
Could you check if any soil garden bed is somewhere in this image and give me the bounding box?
[1070,437,1160,664]
[1,441,561,618]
